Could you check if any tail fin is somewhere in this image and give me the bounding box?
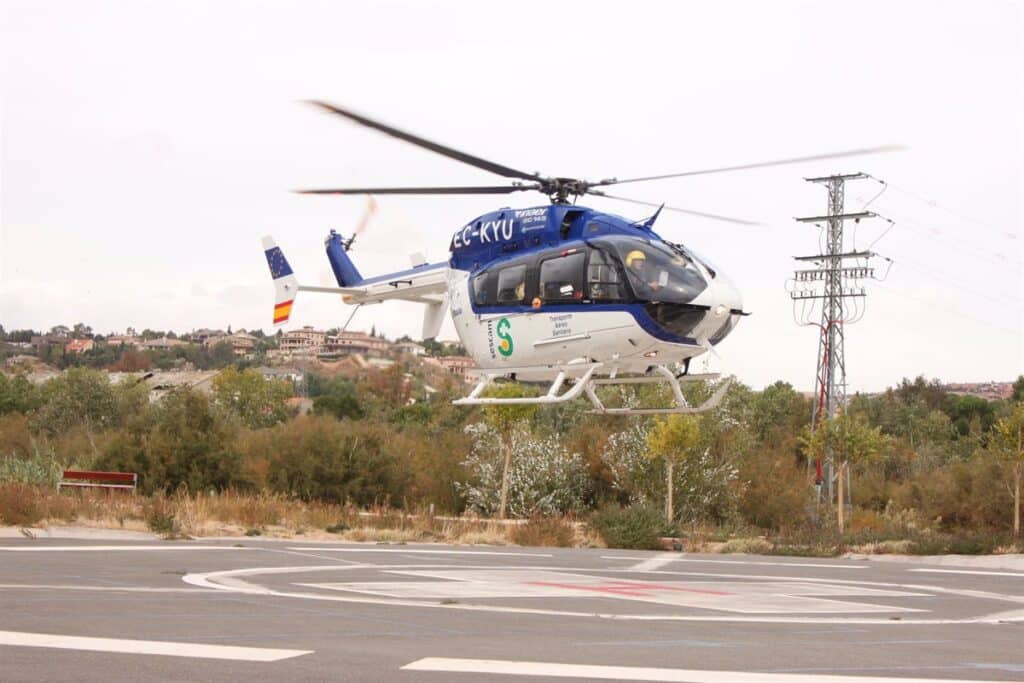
[324,230,364,287]
[262,236,300,326]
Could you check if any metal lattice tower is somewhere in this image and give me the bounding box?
[792,173,880,505]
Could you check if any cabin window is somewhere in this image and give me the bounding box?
[539,251,585,302]
[587,248,626,301]
[472,271,490,306]
[496,264,527,304]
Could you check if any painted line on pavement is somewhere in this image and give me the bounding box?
[289,548,551,557]
[630,554,680,572]
[183,563,1024,625]
[0,630,311,661]
[910,568,1024,578]
[401,657,997,682]
[0,545,245,552]
[0,584,220,593]
[604,556,867,570]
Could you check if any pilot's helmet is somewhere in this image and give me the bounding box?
[626,250,647,270]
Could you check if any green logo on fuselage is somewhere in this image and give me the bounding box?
[497,318,513,357]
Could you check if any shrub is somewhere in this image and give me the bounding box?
[458,422,590,518]
[0,483,76,526]
[144,496,178,535]
[0,443,62,487]
[97,387,247,494]
[511,517,575,548]
[263,416,409,505]
[590,505,672,550]
[0,482,44,526]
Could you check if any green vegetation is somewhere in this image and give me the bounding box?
[0,358,1022,553]
[591,505,673,550]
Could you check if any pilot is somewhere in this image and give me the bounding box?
[625,249,662,292]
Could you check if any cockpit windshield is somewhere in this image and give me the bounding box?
[591,236,707,304]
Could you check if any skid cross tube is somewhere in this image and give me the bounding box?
[453,363,603,406]
[453,363,730,415]
[586,370,731,415]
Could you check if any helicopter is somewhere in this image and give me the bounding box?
[263,101,897,414]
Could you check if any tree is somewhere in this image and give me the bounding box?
[31,368,119,438]
[99,387,244,493]
[313,377,363,420]
[800,411,888,531]
[1013,376,1024,403]
[212,367,293,428]
[993,403,1024,536]
[458,421,588,517]
[195,341,236,370]
[646,414,702,523]
[263,416,408,504]
[0,374,41,416]
[481,384,538,519]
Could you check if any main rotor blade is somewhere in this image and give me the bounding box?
[297,184,538,196]
[596,145,905,187]
[308,100,542,181]
[589,190,760,226]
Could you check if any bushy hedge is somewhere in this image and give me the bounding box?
[591,505,674,550]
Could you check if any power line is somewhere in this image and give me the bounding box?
[870,280,1022,338]
[885,181,1020,243]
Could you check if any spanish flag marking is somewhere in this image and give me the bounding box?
[273,300,293,324]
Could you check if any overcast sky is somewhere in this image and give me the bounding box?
[1,0,1021,391]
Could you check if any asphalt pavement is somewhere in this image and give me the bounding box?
[1,532,1022,682]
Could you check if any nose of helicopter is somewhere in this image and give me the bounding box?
[704,271,744,344]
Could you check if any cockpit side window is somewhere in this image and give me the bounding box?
[472,271,491,306]
[586,247,627,301]
[496,264,527,304]
[539,251,585,303]
[594,236,707,304]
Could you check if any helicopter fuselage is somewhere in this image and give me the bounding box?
[444,204,743,379]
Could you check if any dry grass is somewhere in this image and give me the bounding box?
[847,539,914,555]
[510,517,576,548]
[0,485,532,545]
[717,537,774,554]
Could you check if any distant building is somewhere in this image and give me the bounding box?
[145,370,220,401]
[943,382,1014,401]
[436,355,476,382]
[392,341,426,357]
[280,326,326,355]
[257,366,303,383]
[64,339,95,354]
[30,334,67,349]
[144,336,186,350]
[225,331,256,356]
[191,328,226,345]
[106,333,141,347]
[324,331,391,358]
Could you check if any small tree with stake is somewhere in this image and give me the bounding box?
[800,410,886,532]
[993,403,1024,537]
[481,384,537,519]
[646,414,702,524]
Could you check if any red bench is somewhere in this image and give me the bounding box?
[57,470,138,492]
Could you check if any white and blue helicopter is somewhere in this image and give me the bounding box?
[264,102,895,414]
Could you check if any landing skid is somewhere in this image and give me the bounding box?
[453,363,731,415]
